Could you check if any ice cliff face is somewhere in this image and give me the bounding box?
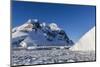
[70,27,95,51]
[12,19,74,48]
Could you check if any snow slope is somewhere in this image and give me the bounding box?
[70,27,95,51]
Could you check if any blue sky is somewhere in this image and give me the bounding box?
[12,1,96,42]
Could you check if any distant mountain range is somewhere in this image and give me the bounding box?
[12,19,74,49]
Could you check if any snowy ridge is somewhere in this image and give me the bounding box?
[70,27,95,51]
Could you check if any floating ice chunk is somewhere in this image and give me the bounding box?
[67,59,75,62]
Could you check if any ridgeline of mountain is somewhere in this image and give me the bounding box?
[12,19,74,48]
[70,27,95,51]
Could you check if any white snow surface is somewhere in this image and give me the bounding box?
[49,23,61,31]
[70,27,95,51]
[12,31,28,39]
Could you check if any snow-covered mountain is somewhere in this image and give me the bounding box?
[12,19,74,48]
[70,27,95,51]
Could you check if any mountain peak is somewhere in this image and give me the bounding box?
[49,23,61,31]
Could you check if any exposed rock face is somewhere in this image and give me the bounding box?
[70,27,95,51]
